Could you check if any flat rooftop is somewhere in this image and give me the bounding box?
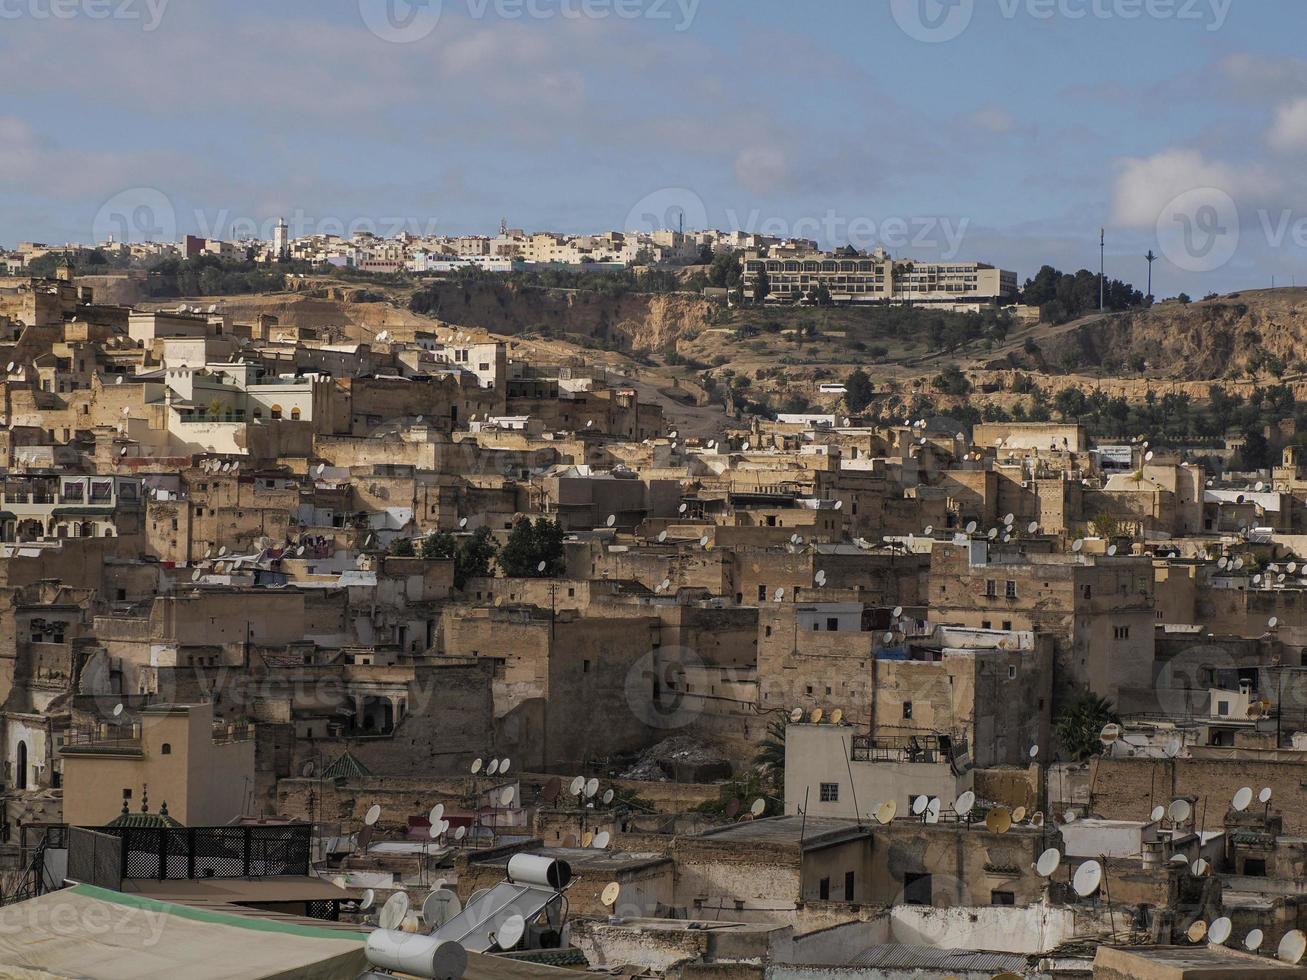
[473,846,670,874]
[1095,945,1307,979]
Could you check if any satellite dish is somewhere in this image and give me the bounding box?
[1063,811,1079,824]
[601,882,621,908]
[810,707,824,724]
[658,531,668,543]
[1246,928,1265,952]
[112,703,124,718]
[537,561,547,573]
[1073,860,1103,897]
[1150,804,1166,823]
[750,797,767,818]
[1168,799,1192,823]
[1013,806,1027,823]
[359,888,375,911]
[364,804,381,826]
[1187,920,1208,943]
[1029,744,1040,759]
[924,525,934,536]
[585,777,600,799]
[678,503,687,514]
[602,788,615,805]
[496,914,526,951]
[296,545,305,556]
[1260,787,1273,804]
[954,791,976,815]
[422,888,461,928]
[789,707,804,723]
[1218,557,1229,569]
[830,708,844,725]
[987,528,997,541]
[1036,848,1061,877]
[892,605,904,618]
[459,517,468,529]
[698,535,709,547]
[487,759,500,776]
[500,757,511,774]
[1233,787,1253,812]
[454,825,467,841]
[581,832,594,848]
[882,631,894,644]
[606,515,616,528]
[874,800,897,824]
[1032,811,1045,828]
[1072,539,1084,552]
[570,776,586,797]
[379,892,409,930]
[773,587,785,602]
[911,796,928,816]
[499,786,515,807]
[470,758,483,775]
[965,521,978,535]
[1099,723,1121,746]
[1191,858,1210,877]
[1145,450,1155,462]
[593,830,611,849]
[429,804,445,825]
[925,798,941,823]
[986,807,1012,835]
[218,546,227,557]
[1282,931,1307,965]
[1028,521,1039,534]
[1107,545,1118,556]
[1269,616,1279,629]
[1209,917,1232,946]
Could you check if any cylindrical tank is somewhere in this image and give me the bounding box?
[506,853,571,889]
[365,929,467,979]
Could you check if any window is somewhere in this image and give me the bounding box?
[1002,620,1012,631]
[819,877,830,901]
[1244,858,1267,876]
[985,579,997,598]
[903,873,931,905]
[759,585,767,601]
[583,660,590,674]
[991,890,1015,906]
[981,620,992,630]
[1217,699,1229,716]
[903,701,913,719]
[826,617,839,631]
[1083,584,1092,599]
[161,743,171,755]
[765,626,772,637]
[1005,580,1017,599]
[819,782,839,802]
[1114,625,1130,640]
[844,871,855,901]
[1008,665,1017,679]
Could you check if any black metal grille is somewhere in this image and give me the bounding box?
[305,899,339,921]
[95,824,312,880]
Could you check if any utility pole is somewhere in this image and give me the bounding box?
[1099,228,1106,311]
[1145,250,1156,305]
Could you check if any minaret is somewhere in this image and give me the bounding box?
[273,217,289,260]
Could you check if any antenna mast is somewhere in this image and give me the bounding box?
[1145,249,1156,304]
[1099,228,1105,311]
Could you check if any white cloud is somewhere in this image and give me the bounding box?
[1269,98,1307,153]
[1110,149,1275,228]
[968,106,1016,134]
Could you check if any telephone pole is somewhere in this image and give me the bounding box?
[1099,228,1106,311]
[1145,250,1156,305]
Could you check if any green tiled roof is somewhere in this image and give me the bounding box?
[321,749,371,782]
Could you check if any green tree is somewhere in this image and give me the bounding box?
[845,369,874,413]
[498,517,566,578]
[1054,690,1120,762]
[388,537,415,557]
[753,719,787,799]
[420,526,497,589]
[754,267,770,304]
[932,365,972,396]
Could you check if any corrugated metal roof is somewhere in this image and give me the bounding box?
[847,943,1031,972]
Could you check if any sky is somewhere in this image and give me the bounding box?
[1,0,1305,295]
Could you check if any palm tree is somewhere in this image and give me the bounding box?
[753,719,787,799]
[1054,690,1120,762]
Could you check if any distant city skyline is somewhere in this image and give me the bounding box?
[3,0,1306,295]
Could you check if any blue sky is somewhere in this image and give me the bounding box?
[2,0,1305,294]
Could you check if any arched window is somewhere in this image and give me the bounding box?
[15,741,27,789]
[270,405,283,420]
[290,407,301,420]
[161,743,171,755]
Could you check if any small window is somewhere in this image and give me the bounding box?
[826,617,839,631]
[985,579,997,598]
[904,872,931,906]
[903,701,913,719]
[844,870,855,901]
[1008,665,1017,679]
[991,890,1015,906]
[583,660,590,674]
[819,877,830,901]
[1217,700,1229,716]
[1114,625,1130,640]
[1002,620,1012,631]
[161,743,171,755]
[820,782,839,802]
[759,585,767,601]
[1005,580,1017,599]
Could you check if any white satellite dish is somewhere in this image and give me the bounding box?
[470,757,483,775]
[1246,928,1265,951]
[965,520,978,534]
[911,796,928,816]
[421,888,461,928]
[954,790,976,815]
[499,786,515,807]
[1259,787,1273,804]
[585,777,600,799]
[500,757,511,774]
[459,517,468,529]
[698,535,709,547]
[364,804,381,826]
[606,514,616,528]
[378,892,409,930]
[602,788,615,805]
[592,830,611,849]
[454,825,467,841]
[1035,848,1061,877]
[429,804,445,825]
[1282,931,1307,965]
[1150,804,1166,823]
[892,605,904,618]
[536,561,546,573]
[924,525,934,536]
[1028,521,1039,534]
[112,703,124,718]
[359,888,375,911]
[925,797,941,824]
[218,546,227,557]
[1107,544,1118,556]
[191,569,201,582]
[486,759,500,776]
[1168,799,1192,823]
[569,775,586,797]
[601,882,621,908]
[658,531,668,543]
[1191,858,1211,876]
[1269,617,1279,630]
[678,503,687,514]
[496,914,526,951]
[1073,860,1103,897]
[750,798,766,817]
[773,587,784,602]
[1072,539,1084,552]
[1209,917,1233,946]
[1233,787,1253,812]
